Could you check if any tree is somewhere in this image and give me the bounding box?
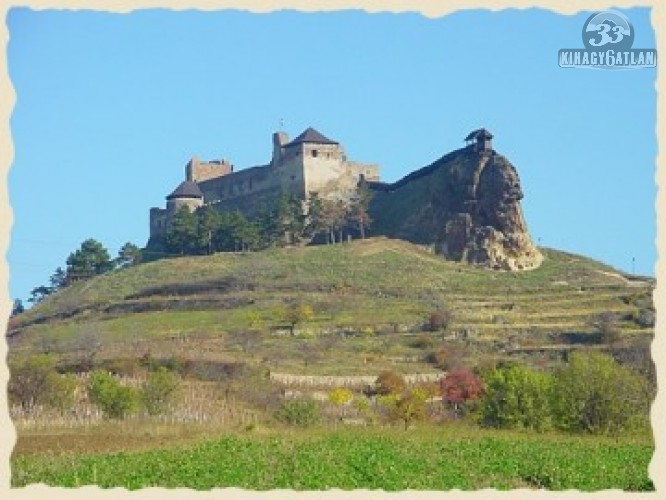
[88,370,140,419]
[165,206,198,255]
[195,206,220,254]
[254,202,280,248]
[11,299,25,317]
[440,367,484,417]
[283,303,314,335]
[304,191,326,241]
[28,285,53,304]
[389,388,428,430]
[141,367,181,416]
[9,354,57,410]
[348,184,373,239]
[321,199,348,243]
[275,193,305,245]
[225,210,258,252]
[66,238,113,278]
[49,266,68,290]
[116,242,142,268]
[375,370,406,396]
[551,352,650,435]
[8,354,78,412]
[479,363,553,431]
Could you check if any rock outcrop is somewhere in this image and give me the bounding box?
[367,146,542,271]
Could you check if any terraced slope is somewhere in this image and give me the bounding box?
[8,238,654,375]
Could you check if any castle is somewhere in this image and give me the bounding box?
[148,126,542,271]
[149,127,379,241]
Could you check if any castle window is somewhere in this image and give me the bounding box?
[312,149,318,158]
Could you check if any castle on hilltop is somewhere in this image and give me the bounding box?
[149,127,379,241]
[148,126,542,271]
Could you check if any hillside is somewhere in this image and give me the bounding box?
[8,237,654,377]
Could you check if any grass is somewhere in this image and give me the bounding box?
[11,425,654,491]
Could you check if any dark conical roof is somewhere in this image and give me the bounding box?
[464,128,494,141]
[285,127,339,147]
[166,181,203,200]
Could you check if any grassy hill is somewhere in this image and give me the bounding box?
[8,237,654,377]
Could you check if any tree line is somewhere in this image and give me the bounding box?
[14,187,372,311]
[21,239,142,307]
[163,187,372,256]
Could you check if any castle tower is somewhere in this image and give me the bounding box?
[186,155,233,183]
[166,180,204,215]
[271,131,290,166]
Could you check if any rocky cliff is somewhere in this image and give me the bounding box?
[367,147,543,271]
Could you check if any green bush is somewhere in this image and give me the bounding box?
[275,398,321,427]
[479,363,553,431]
[88,371,139,419]
[141,367,181,416]
[551,352,650,435]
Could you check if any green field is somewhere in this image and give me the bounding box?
[11,426,654,491]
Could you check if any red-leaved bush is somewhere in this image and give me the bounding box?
[440,367,484,416]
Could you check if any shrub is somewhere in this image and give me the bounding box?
[275,398,321,427]
[479,364,553,431]
[360,326,375,337]
[374,371,406,396]
[409,334,435,349]
[595,313,621,345]
[551,352,650,435]
[282,303,315,335]
[8,354,76,411]
[634,309,655,328]
[141,367,181,416]
[427,308,453,332]
[328,387,353,406]
[41,373,78,412]
[88,371,139,419]
[103,358,141,376]
[426,342,468,370]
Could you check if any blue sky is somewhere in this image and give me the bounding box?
[6,7,657,303]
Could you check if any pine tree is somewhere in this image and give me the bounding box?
[66,238,113,278]
[165,206,198,255]
[196,205,220,254]
[116,242,142,268]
